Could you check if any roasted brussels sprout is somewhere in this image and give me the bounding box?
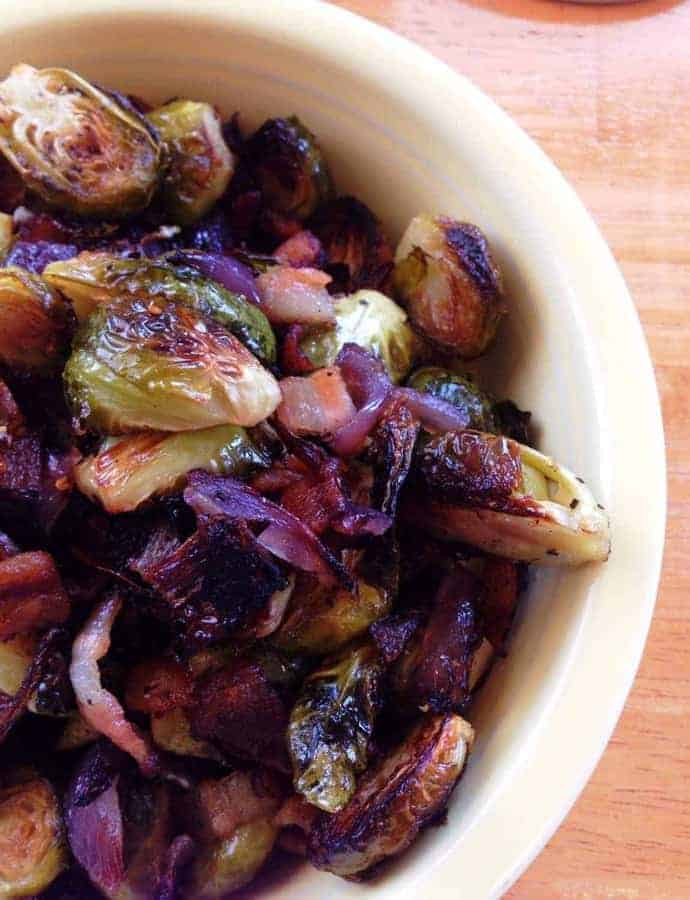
[288,641,383,813]
[414,433,611,565]
[147,100,234,224]
[309,713,474,878]
[0,267,70,372]
[0,776,66,896]
[0,65,160,219]
[56,711,99,752]
[183,821,277,899]
[309,196,394,293]
[188,770,283,843]
[407,366,498,432]
[44,253,276,365]
[75,425,269,513]
[247,116,334,220]
[299,290,417,383]
[393,214,506,357]
[63,296,281,433]
[272,570,391,657]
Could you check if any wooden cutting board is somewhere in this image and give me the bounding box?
[336,1,689,895]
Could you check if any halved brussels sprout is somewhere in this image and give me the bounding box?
[0,65,160,219]
[393,214,506,358]
[147,100,234,224]
[309,713,474,878]
[407,366,498,432]
[0,777,66,897]
[247,116,334,220]
[300,290,417,383]
[415,435,611,565]
[0,267,70,371]
[44,253,276,365]
[182,820,277,899]
[75,425,269,513]
[288,641,383,813]
[63,297,281,433]
[272,570,391,657]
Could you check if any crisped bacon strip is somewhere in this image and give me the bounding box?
[70,595,159,776]
[0,550,70,640]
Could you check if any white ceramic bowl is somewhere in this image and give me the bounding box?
[0,2,665,897]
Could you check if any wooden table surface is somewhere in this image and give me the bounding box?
[334,0,689,896]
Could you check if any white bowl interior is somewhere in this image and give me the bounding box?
[0,3,665,898]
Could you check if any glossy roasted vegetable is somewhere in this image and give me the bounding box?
[0,65,159,218]
[44,253,276,365]
[273,571,390,657]
[414,433,611,565]
[114,783,171,900]
[407,366,499,432]
[309,713,474,878]
[247,116,334,220]
[147,100,233,224]
[0,267,70,371]
[393,214,506,358]
[63,296,281,433]
[0,776,66,896]
[183,820,277,899]
[300,290,417,383]
[0,213,12,257]
[75,425,269,513]
[288,641,383,813]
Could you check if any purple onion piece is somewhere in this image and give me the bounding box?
[330,343,394,455]
[66,744,126,895]
[184,471,352,588]
[171,249,261,305]
[395,386,471,433]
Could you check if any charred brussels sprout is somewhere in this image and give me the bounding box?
[0,213,12,258]
[309,713,474,878]
[75,425,269,513]
[407,366,498,432]
[0,777,66,896]
[148,100,234,225]
[183,820,277,899]
[247,116,334,220]
[63,296,281,433]
[288,641,383,813]
[0,65,160,219]
[415,433,611,565]
[44,253,276,365]
[0,267,70,372]
[393,214,506,358]
[272,571,391,657]
[300,290,417,383]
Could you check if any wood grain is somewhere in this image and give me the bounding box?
[333,0,690,895]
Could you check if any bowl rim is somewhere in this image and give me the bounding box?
[1,1,666,896]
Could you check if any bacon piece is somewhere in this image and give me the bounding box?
[0,551,70,640]
[256,265,335,325]
[70,595,159,775]
[277,368,356,438]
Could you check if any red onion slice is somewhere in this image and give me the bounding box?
[171,249,261,305]
[396,386,471,433]
[67,780,125,895]
[184,472,351,588]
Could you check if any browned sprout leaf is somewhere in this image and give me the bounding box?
[0,64,160,218]
[309,713,474,879]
